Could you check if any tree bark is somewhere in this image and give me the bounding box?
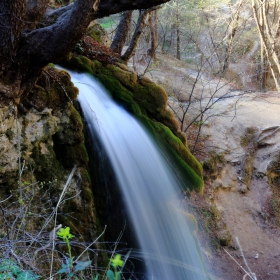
[25,0,50,29]
[175,3,180,60]
[121,9,150,63]
[0,1,26,70]
[0,0,172,103]
[111,11,133,55]
[148,9,159,59]
[252,0,280,90]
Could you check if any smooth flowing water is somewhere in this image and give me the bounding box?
[69,71,208,279]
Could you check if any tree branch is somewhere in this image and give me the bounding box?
[25,0,49,28]
[43,0,169,23]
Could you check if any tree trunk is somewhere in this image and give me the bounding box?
[148,9,159,59]
[221,0,244,75]
[0,1,26,70]
[111,11,133,55]
[0,0,172,104]
[252,0,280,90]
[121,9,150,64]
[175,5,180,60]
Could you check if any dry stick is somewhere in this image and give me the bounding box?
[235,237,257,280]
[75,225,107,263]
[223,248,254,280]
[48,165,77,280]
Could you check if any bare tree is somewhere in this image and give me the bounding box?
[252,0,280,90]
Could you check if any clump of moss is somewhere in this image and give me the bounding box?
[25,67,78,111]
[203,151,226,181]
[61,53,101,76]
[240,127,256,147]
[63,54,204,192]
[86,23,110,46]
[240,127,257,189]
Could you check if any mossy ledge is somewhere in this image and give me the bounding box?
[19,67,102,253]
[61,54,204,192]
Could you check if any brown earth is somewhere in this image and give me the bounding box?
[128,52,280,280]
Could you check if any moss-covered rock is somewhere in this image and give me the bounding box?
[61,54,204,192]
[86,23,111,46]
[25,67,78,112]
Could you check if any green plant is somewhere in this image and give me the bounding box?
[74,40,84,53]
[0,259,40,280]
[106,254,124,280]
[57,227,92,279]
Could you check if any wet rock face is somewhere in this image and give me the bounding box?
[0,68,99,246]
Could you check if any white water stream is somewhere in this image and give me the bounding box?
[69,70,208,279]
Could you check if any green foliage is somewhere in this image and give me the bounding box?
[57,227,92,278]
[99,17,115,30]
[57,226,74,241]
[106,254,127,280]
[74,40,84,53]
[0,259,40,280]
[203,151,225,180]
[109,254,123,268]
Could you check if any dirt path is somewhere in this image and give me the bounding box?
[203,92,280,279]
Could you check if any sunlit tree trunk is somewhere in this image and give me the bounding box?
[111,11,133,54]
[148,9,159,59]
[122,9,150,63]
[175,2,181,60]
[252,0,280,90]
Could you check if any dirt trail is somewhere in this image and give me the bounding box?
[129,53,280,280]
[229,41,260,90]
[203,92,280,279]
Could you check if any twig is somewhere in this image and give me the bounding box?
[236,237,257,280]
[223,248,253,279]
[43,69,73,103]
[75,225,107,262]
[49,166,77,279]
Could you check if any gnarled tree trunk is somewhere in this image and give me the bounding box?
[0,0,171,105]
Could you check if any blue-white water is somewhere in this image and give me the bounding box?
[69,71,208,279]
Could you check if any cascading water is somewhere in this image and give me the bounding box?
[69,70,208,279]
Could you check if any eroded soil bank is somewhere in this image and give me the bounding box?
[132,53,280,280]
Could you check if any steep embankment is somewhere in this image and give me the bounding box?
[133,52,280,280]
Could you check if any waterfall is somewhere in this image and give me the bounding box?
[69,70,208,279]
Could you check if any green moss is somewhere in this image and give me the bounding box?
[240,127,256,147]
[31,141,65,182]
[27,67,78,111]
[107,64,138,89]
[54,142,89,168]
[62,54,204,192]
[60,55,98,75]
[86,24,107,43]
